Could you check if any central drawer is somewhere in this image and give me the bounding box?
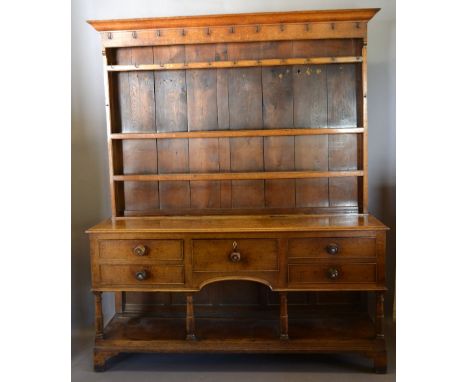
[192,239,279,272]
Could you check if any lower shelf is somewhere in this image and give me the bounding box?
[97,310,383,353]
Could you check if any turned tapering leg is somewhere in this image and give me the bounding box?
[186,294,196,340]
[280,292,289,340]
[93,291,103,339]
[373,291,387,374]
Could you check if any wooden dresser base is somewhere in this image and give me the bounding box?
[92,294,387,373]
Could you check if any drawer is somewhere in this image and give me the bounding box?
[192,239,279,272]
[99,239,183,261]
[288,237,375,258]
[288,263,376,284]
[99,264,184,285]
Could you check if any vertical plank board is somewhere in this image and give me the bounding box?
[116,47,159,212]
[227,68,263,130]
[292,62,329,207]
[230,137,264,208]
[261,42,295,208]
[228,43,264,207]
[154,46,187,132]
[189,138,220,208]
[327,64,358,206]
[327,64,357,128]
[186,45,218,131]
[158,139,190,209]
[185,45,220,209]
[329,177,359,207]
[154,46,189,209]
[215,44,231,207]
[262,66,293,128]
[218,137,231,208]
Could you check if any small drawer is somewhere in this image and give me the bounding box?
[288,238,375,258]
[192,239,279,272]
[99,264,184,285]
[288,263,376,284]
[99,239,183,261]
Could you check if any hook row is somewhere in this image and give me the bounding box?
[105,22,361,40]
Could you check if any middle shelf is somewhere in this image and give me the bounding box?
[113,170,363,182]
[111,127,364,140]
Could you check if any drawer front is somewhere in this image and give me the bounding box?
[192,239,279,272]
[288,263,376,284]
[99,264,184,285]
[288,237,375,259]
[99,239,183,261]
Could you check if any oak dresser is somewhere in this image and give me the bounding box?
[87,8,389,373]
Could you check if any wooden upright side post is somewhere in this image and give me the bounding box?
[373,291,387,373]
[93,291,104,339]
[280,292,289,340]
[186,294,196,340]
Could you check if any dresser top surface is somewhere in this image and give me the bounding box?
[87,214,388,234]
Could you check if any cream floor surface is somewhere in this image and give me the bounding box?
[71,320,395,382]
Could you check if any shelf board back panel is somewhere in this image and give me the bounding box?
[94,11,370,218]
[105,39,363,217]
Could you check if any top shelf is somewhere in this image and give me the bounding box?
[107,56,362,72]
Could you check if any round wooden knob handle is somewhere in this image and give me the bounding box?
[133,244,147,256]
[135,270,148,281]
[230,251,241,263]
[327,267,340,280]
[326,243,339,255]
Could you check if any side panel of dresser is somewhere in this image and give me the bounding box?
[89,230,385,292]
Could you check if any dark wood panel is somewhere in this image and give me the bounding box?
[327,64,358,207]
[124,182,159,211]
[262,66,293,128]
[231,180,265,208]
[293,65,327,127]
[329,134,358,171]
[228,68,263,130]
[154,46,187,132]
[185,45,221,209]
[117,48,158,212]
[159,181,191,209]
[116,47,156,133]
[261,42,295,208]
[292,61,329,208]
[295,179,329,207]
[158,139,190,209]
[329,177,358,207]
[153,48,190,208]
[292,39,361,58]
[265,179,296,208]
[230,137,263,172]
[186,45,218,131]
[189,138,220,208]
[327,64,357,128]
[218,137,232,208]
